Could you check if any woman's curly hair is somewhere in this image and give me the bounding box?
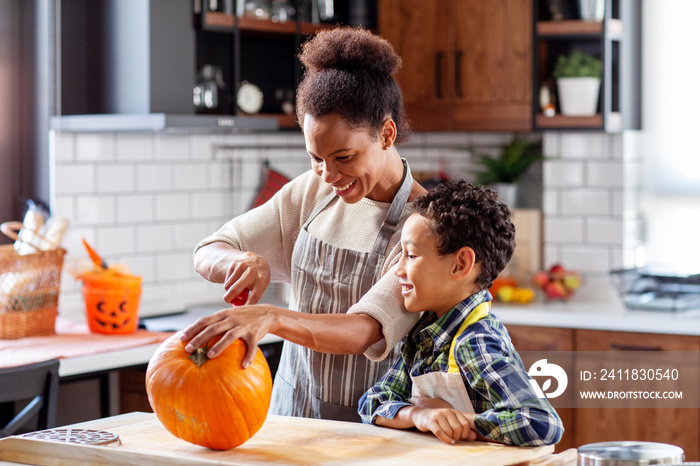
[296,26,412,144]
[412,180,516,290]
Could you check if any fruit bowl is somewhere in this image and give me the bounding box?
[533,264,582,301]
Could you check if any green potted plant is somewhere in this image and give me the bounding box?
[473,137,543,207]
[552,50,602,116]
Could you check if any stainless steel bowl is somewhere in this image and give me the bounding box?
[578,441,685,465]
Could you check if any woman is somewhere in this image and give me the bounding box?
[181,26,427,421]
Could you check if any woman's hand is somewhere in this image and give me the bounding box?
[194,243,271,305]
[179,304,278,367]
[222,251,271,305]
[410,407,477,445]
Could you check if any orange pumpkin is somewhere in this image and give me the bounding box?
[145,332,273,450]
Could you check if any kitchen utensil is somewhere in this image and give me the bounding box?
[81,238,108,270]
[578,441,684,465]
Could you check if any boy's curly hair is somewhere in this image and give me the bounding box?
[412,180,516,290]
[296,26,412,145]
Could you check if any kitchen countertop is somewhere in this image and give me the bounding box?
[493,276,700,335]
[0,412,555,465]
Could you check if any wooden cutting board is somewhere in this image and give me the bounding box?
[0,412,553,465]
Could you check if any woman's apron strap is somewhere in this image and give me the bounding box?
[371,159,413,256]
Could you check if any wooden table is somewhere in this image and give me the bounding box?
[0,412,555,465]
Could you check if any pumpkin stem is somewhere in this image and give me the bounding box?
[189,347,209,367]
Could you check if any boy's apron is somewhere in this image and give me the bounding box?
[270,160,413,422]
[409,302,490,413]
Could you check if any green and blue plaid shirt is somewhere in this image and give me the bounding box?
[358,290,563,446]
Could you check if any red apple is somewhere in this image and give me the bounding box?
[231,289,250,306]
[533,271,550,290]
[549,264,566,281]
[544,280,565,299]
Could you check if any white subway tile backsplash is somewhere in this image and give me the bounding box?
[587,161,624,187]
[542,132,560,158]
[136,163,173,192]
[542,189,560,215]
[76,195,117,225]
[190,134,219,160]
[157,252,196,281]
[543,245,561,270]
[174,222,212,250]
[53,132,75,162]
[240,160,264,189]
[155,134,191,160]
[192,192,226,219]
[174,162,209,190]
[586,217,623,245]
[96,164,136,193]
[55,165,96,194]
[75,133,115,161]
[115,134,154,161]
[118,254,156,282]
[97,225,136,256]
[545,217,584,244]
[137,224,174,253]
[560,132,604,158]
[560,245,611,273]
[117,194,155,223]
[561,189,610,216]
[52,196,76,220]
[470,133,511,147]
[207,161,233,189]
[156,193,191,221]
[425,132,471,147]
[543,160,584,187]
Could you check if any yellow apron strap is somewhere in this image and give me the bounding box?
[447,301,491,374]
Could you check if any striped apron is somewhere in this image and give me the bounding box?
[269,160,413,422]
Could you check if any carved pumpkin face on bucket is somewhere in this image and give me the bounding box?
[81,273,142,335]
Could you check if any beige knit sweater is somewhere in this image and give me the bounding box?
[194,170,419,361]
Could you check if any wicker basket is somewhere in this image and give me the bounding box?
[0,244,66,339]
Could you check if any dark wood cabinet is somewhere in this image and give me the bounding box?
[506,325,700,460]
[533,0,641,131]
[378,0,533,132]
[573,330,700,461]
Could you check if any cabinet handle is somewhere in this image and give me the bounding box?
[455,50,463,98]
[610,343,663,352]
[435,52,443,99]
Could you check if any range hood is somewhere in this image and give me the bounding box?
[50,114,279,133]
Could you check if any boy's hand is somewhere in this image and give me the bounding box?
[411,407,478,445]
[410,395,453,410]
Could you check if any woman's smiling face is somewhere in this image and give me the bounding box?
[304,113,398,203]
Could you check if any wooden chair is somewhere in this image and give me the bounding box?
[0,359,59,437]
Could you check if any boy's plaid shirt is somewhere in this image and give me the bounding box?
[358,290,564,446]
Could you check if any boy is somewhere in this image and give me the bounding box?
[358,180,563,446]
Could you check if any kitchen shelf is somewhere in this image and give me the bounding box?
[536,19,622,37]
[532,0,640,132]
[202,11,329,37]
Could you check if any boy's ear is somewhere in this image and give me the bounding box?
[451,246,476,280]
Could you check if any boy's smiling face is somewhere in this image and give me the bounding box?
[395,213,459,316]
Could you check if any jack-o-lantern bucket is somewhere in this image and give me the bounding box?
[80,272,142,335]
